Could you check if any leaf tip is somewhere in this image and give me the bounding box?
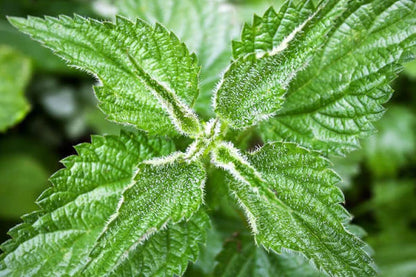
[7,16,26,29]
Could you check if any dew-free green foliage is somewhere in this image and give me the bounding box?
[0,132,208,276]
[8,15,201,136]
[85,154,206,275]
[254,0,416,155]
[2,0,415,276]
[109,209,209,277]
[211,142,375,275]
[0,45,32,132]
[215,0,329,128]
[115,0,237,118]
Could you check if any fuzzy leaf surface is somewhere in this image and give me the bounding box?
[211,142,375,276]
[214,234,324,277]
[109,209,209,277]
[233,0,416,154]
[9,15,201,136]
[0,45,31,132]
[0,132,174,276]
[0,132,206,276]
[84,153,206,275]
[116,0,237,118]
[214,1,347,129]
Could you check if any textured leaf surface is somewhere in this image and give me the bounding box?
[0,132,180,276]
[214,1,346,129]
[116,0,237,118]
[84,153,206,275]
[232,0,416,154]
[211,142,375,276]
[0,45,31,132]
[214,234,323,277]
[9,15,201,136]
[108,209,210,277]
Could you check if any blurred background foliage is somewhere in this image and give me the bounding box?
[0,0,415,276]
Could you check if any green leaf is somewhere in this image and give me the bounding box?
[214,1,346,129]
[233,0,416,155]
[214,52,289,129]
[115,0,238,119]
[232,1,318,59]
[231,0,285,28]
[108,209,210,277]
[1,132,196,276]
[211,141,375,276]
[8,15,201,136]
[84,152,206,275]
[0,45,31,131]
[214,234,324,277]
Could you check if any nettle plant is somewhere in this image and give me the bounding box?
[1,0,415,276]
